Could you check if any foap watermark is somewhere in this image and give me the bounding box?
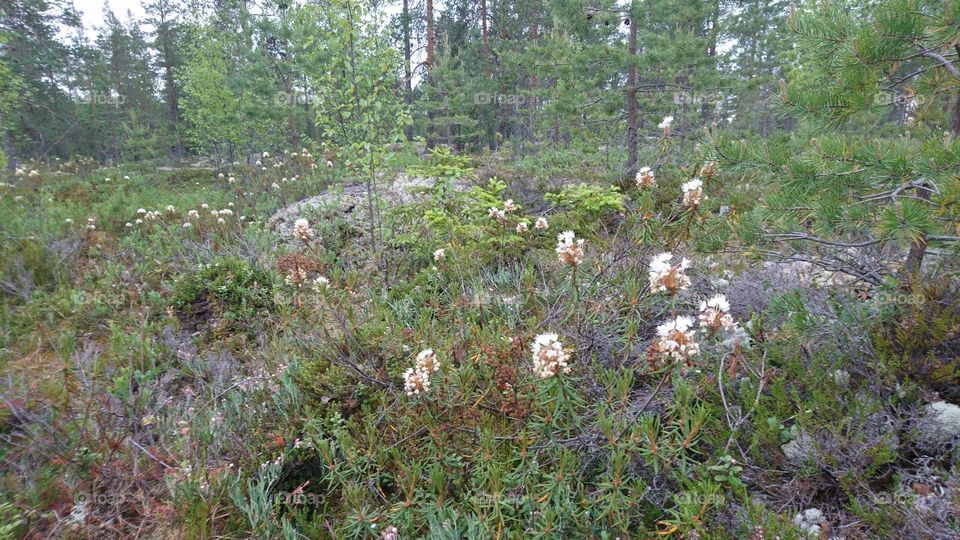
[665,89,923,109]
[671,90,729,107]
[875,91,924,109]
[273,91,319,106]
[71,290,126,306]
[870,490,942,506]
[73,490,127,506]
[273,490,324,506]
[79,92,127,106]
[870,290,925,306]
[474,92,526,106]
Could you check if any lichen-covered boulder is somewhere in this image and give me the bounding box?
[267,174,467,246]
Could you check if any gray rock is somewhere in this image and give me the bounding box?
[267,174,468,245]
[782,430,815,462]
[793,507,825,537]
[922,401,960,444]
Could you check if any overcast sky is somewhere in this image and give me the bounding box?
[73,0,146,30]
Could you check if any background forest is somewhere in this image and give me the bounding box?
[1,0,960,538]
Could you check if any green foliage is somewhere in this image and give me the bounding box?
[172,257,276,334]
[3,0,960,538]
[407,145,475,184]
[545,183,625,220]
[0,237,69,300]
[180,28,262,157]
[0,503,23,540]
[299,0,409,171]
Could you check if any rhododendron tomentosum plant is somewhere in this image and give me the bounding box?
[636,166,656,189]
[648,316,700,369]
[531,333,571,379]
[648,252,691,295]
[698,294,735,334]
[293,218,315,243]
[555,231,585,267]
[681,178,704,208]
[403,349,441,397]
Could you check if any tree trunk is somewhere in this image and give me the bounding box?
[403,0,413,140]
[285,72,299,148]
[160,26,182,157]
[902,183,933,278]
[426,0,435,69]
[951,91,960,137]
[953,45,960,136]
[529,2,538,143]
[481,0,489,76]
[110,35,120,162]
[625,1,639,177]
[708,0,719,58]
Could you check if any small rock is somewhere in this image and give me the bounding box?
[793,507,825,537]
[782,430,815,462]
[922,401,960,443]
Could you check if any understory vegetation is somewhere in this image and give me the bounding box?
[2,0,960,538]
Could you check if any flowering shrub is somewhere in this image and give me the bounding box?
[649,315,700,366]
[531,333,571,378]
[2,140,955,540]
[555,230,585,267]
[648,252,691,294]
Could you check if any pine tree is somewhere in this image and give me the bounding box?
[0,0,83,157]
[145,0,187,156]
[711,0,960,280]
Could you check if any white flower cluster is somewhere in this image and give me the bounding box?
[658,115,674,130]
[648,252,691,294]
[531,333,571,378]
[535,217,549,230]
[488,207,507,222]
[516,222,529,234]
[284,267,308,287]
[404,349,440,396]
[652,316,700,362]
[415,349,440,374]
[648,292,749,368]
[698,294,735,334]
[681,178,704,207]
[555,230,585,266]
[635,166,656,188]
[293,218,315,242]
[312,275,330,292]
[433,248,446,262]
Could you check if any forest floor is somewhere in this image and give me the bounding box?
[1,147,959,539]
